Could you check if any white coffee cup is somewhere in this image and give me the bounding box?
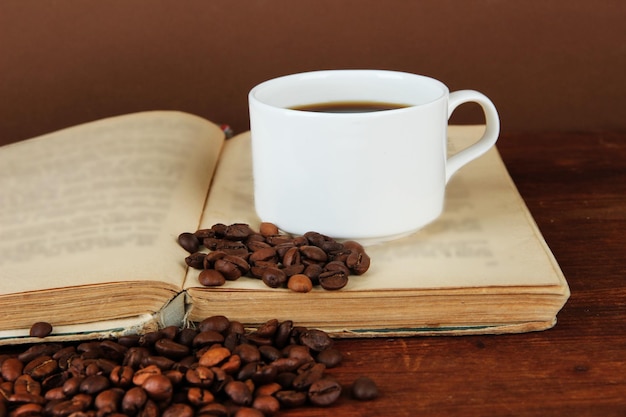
[248,69,500,242]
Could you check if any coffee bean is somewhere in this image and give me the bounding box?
[324,260,351,276]
[43,386,65,401]
[281,246,301,266]
[117,334,141,347]
[292,362,326,391]
[192,330,226,347]
[41,370,69,392]
[308,377,342,406]
[255,318,279,338]
[299,329,333,352]
[122,386,148,415]
[214,255,250,280]
[165,369,184,386]
[227,321,245,335]
[275,389,307,407]
[304,231,343,253]
[185,252,207,269]
[197,402,229,416]
[79,374,110,395]
[223,223,255,240]
[265,234,293,246]
[203,249,228,268]
[274,241,295,258]
[245,333,273,346]
[123,347,150,368]
[251,363,278,385]
[176,327,199,347]
[1,357,24,381]
[234,407,265,417]
[346,246,371,275]
[29,322,52,338]
[141,374,173,402]
[198,268,226,287]
[194,227,216,239]
[319,269,349,290]
[246,238,272,252]
[7,392,45,407]
[18,344,63,363]
[288,273,313,293]
[224,380,253,406]
[255,382,282,397]
[266,359,298,378]
[154,338,190,359]
[187,386,215,407]
[275,372,297,389]
[274,320,293,349]
[261,267,287,288]
[141,355,174,371]
[198,315,231,333]
[282,263,305,277]
[284,344,314,363]
[163,402,195,417]
[351,376,379,400]
[99,340,128,361]
[248,247,278,264]
[23,355,57,380]
[132,364,161,386]
[220,353,242,374]
[110,365,134,388]
[94,387,124,413]
[205,239,249,257]
[258,345,282,362]
[50,396,90,416]
[141,399,161,417]
[61,376,83,396]
[252,394,281,415]
[178,232,200,253]
[316,348,343,368]
[233,343,261,364]
[11,403,44,417]
[199,346,231,368]
[259,222,279,236]
[299,245,328,263]
[236,361,257,381]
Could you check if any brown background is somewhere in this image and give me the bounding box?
[1,1,625,145]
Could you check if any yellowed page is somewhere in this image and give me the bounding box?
[185,126,565,291]
[0,111,224,295]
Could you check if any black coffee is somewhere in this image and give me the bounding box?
[291,100,410,113]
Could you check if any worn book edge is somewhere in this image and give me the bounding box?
[0,292,559,345]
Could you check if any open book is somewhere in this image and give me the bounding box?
[0,111,569,345]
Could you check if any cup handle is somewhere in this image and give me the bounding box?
[445,90,500,183]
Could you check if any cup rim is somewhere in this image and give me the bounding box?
[249,69,449,114]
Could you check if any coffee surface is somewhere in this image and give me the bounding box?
[290,101,410,113]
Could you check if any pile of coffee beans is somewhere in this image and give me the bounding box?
[179,223,371,292]
[0,317,378,416]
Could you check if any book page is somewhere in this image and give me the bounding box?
[0,111,224,295]
[184,126,565,291]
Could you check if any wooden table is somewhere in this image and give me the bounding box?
[1,131,624,416]
[295,131,626,416]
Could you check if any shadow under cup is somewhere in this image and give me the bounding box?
[248,70,499,244]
